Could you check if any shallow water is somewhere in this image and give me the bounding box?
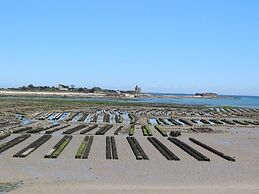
[149,118,157,125]
[16,114,32,125]
[58,112,69,121]
[133,94,259,108]
[121,112,131,125]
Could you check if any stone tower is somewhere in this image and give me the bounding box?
[134,85,141,94]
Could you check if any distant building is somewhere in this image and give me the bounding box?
[58,84,69,91]
[135,85,141,94]
[124,93,135,98]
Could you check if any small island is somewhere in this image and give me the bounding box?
[195,93,218,98]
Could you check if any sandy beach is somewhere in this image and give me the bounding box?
[0,127,258,194]
[0,98,259,194]
[0,90,107,98]
[1,0,258,193]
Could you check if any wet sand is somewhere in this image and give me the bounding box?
[0,127,258,194]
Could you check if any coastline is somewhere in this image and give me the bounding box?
[0,97,259,194]
[1,90,259,109]
[0,90,226,99]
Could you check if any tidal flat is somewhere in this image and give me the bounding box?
[0,97,259,194]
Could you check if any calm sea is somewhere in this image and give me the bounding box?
[135,93,259,108]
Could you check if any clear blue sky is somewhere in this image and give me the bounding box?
[0,0,258,95]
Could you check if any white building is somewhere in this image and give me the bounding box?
[58,84,69,91]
